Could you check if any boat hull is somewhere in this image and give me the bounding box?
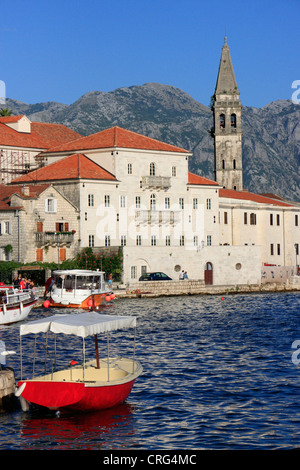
[17,378,136,412]
[49,293,108,309]
[0,298,37,326]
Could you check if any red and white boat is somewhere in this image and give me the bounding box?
[0,285,38,326]
[15,312,142,413]
[46,269,113,309]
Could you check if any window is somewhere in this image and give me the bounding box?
[136,196,141,209]
[45,198,57,213]
[231,113,236,128]
[165,235,170,246]
[207,235,212,246]
[206,199,211,210]
[105,235,110,247]
[128,163,132,174]
[250,213,256,225]
[151,235,156,246]
[277,214,280,226]
[120,196,126,208]
[270,244,274,255]
[224,212,228,224]
[56,222,67,232]
[220,114,225,128]
[131,266,137,279]
[295,215,299,226]
[165,197,170,209]
[150,194,156,210]
[222,160,225,170]
[141,266,147,275]
[270,214,273,225]
[104,195,110,207]
[194,235,198,246]
[136,235,142,246]
[179,198,184,209]
[59,248,66,262]
[150,162,156,176]
[121,235,126,246]
[180,235,184,246]
[295,243,299,256]
[89,235,94,247]
[4,222,10,234]
[88,194,94,206]
[36,248,43,262]
[85,212,87,221]
[172,166,176,176]
[244,213,247,224]
[37,221,43,232]
[193,198,198,209]
[277,244,281,255]
[233,159,236,169]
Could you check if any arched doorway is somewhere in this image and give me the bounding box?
[204,262,213,285]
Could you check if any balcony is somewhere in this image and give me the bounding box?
[35,231,75,247]
[135,210,181,225]
[141,176,171,190]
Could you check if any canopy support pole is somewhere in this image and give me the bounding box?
[94,334,100,369]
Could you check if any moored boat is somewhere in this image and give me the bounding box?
[0,285,38,326]
[15,312,142,412]
[46,269,113,309]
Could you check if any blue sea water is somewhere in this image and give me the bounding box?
[0,291,300,450]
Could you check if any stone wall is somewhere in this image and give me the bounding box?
[129,279,206,296]
[0,369,16,411]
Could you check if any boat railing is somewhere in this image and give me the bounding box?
[0,289,33,305]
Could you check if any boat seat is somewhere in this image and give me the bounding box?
[64,279,73,289]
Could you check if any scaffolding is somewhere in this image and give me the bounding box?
[0,148,34,184]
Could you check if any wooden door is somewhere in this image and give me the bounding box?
[204,262,213,285]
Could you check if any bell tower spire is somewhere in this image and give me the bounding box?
[212,37,243,190]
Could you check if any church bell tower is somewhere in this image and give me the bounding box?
[213,37,243,190]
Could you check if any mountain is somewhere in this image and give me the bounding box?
[6,83,300,202]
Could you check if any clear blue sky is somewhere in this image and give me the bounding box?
[0,0,299,108]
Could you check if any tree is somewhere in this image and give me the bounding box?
[0,108,12,116]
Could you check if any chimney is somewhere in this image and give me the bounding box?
[21,185,30,196]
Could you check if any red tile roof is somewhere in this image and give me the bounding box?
[188,172,219,186]
[0,183,51,210]
[41,126,190,154]
[219,188,293,207]
[0,115,82,149]
[11,153,117,184]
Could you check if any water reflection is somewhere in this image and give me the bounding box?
[18,403,137,450]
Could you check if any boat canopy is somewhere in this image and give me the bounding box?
[20,312,136,338]
[53,270,105,277]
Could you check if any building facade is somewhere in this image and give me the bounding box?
[0,183,79,264]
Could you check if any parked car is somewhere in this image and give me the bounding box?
[139,272,172,281]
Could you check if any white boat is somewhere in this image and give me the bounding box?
[0,285,38,326]
[46,269,113,309]
[16,312,143,412]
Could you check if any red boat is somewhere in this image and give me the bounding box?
[15,312,142,412]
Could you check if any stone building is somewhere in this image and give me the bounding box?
[0,183,79,264]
